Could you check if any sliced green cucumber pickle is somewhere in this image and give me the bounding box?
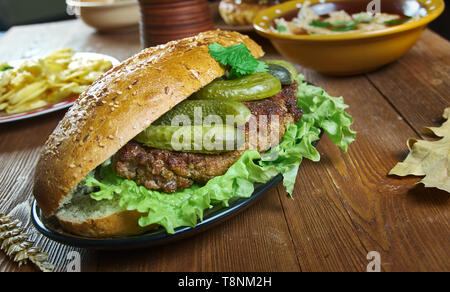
[153,100,251,127]
[267,64,293,85]
[265,60,298,81]
[135,125,245,154]
[192,72,281,102]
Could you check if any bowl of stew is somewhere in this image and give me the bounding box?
[253,0,444,75]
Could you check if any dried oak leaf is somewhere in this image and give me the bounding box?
[389,108,450,193]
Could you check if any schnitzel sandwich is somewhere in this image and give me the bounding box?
[33,30,355,237]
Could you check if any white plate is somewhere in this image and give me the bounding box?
[0,52,120,124]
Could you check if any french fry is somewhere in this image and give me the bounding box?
[0,48,113,115]
[8,81,48,105]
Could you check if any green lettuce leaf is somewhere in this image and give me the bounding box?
[84,74,355,233]
[261,119,321,195]
[296,76,356,152]
[86,151,278,234]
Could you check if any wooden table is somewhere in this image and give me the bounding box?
[0,20,448,272]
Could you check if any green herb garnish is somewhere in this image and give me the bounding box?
[332,26,357,32]
[208,42,268,78]
[276,25,287,32]
[0,65,13,72]
[384,17,411,26]
[310,20,331,28]
[311,20,358,32]
[353,13,373,24]
[354,16,373,23]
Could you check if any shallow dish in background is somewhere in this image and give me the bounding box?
[66,0,140,32]
[0,53,120,123]
[254,0,445,75]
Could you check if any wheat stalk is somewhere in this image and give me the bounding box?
[0,213,54,272]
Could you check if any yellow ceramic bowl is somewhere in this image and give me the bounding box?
[254,0,445,75]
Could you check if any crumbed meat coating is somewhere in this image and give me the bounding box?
[113,143,243,193]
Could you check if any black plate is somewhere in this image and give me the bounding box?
[32,137,321,250]
[31,174,283,250]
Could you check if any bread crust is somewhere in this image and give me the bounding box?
[57,210,155,238]
[219,0,271,26]
[33,30,264,218]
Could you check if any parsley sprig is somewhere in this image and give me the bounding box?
[310,20,331,28]
[310,16,374,32]
[384,17,411,26]
[208,42,268,78]
[0,64,13,72]
[276,25,287,32]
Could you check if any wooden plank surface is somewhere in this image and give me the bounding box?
[366,30,450,135]
[282,74,448,272]
[0,20,449,272]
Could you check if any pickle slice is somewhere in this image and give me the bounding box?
[265,60,298,80]
[135,125,245,154]
[153,100,251,127]
[267,64,293,85]
[192,72,281,102]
